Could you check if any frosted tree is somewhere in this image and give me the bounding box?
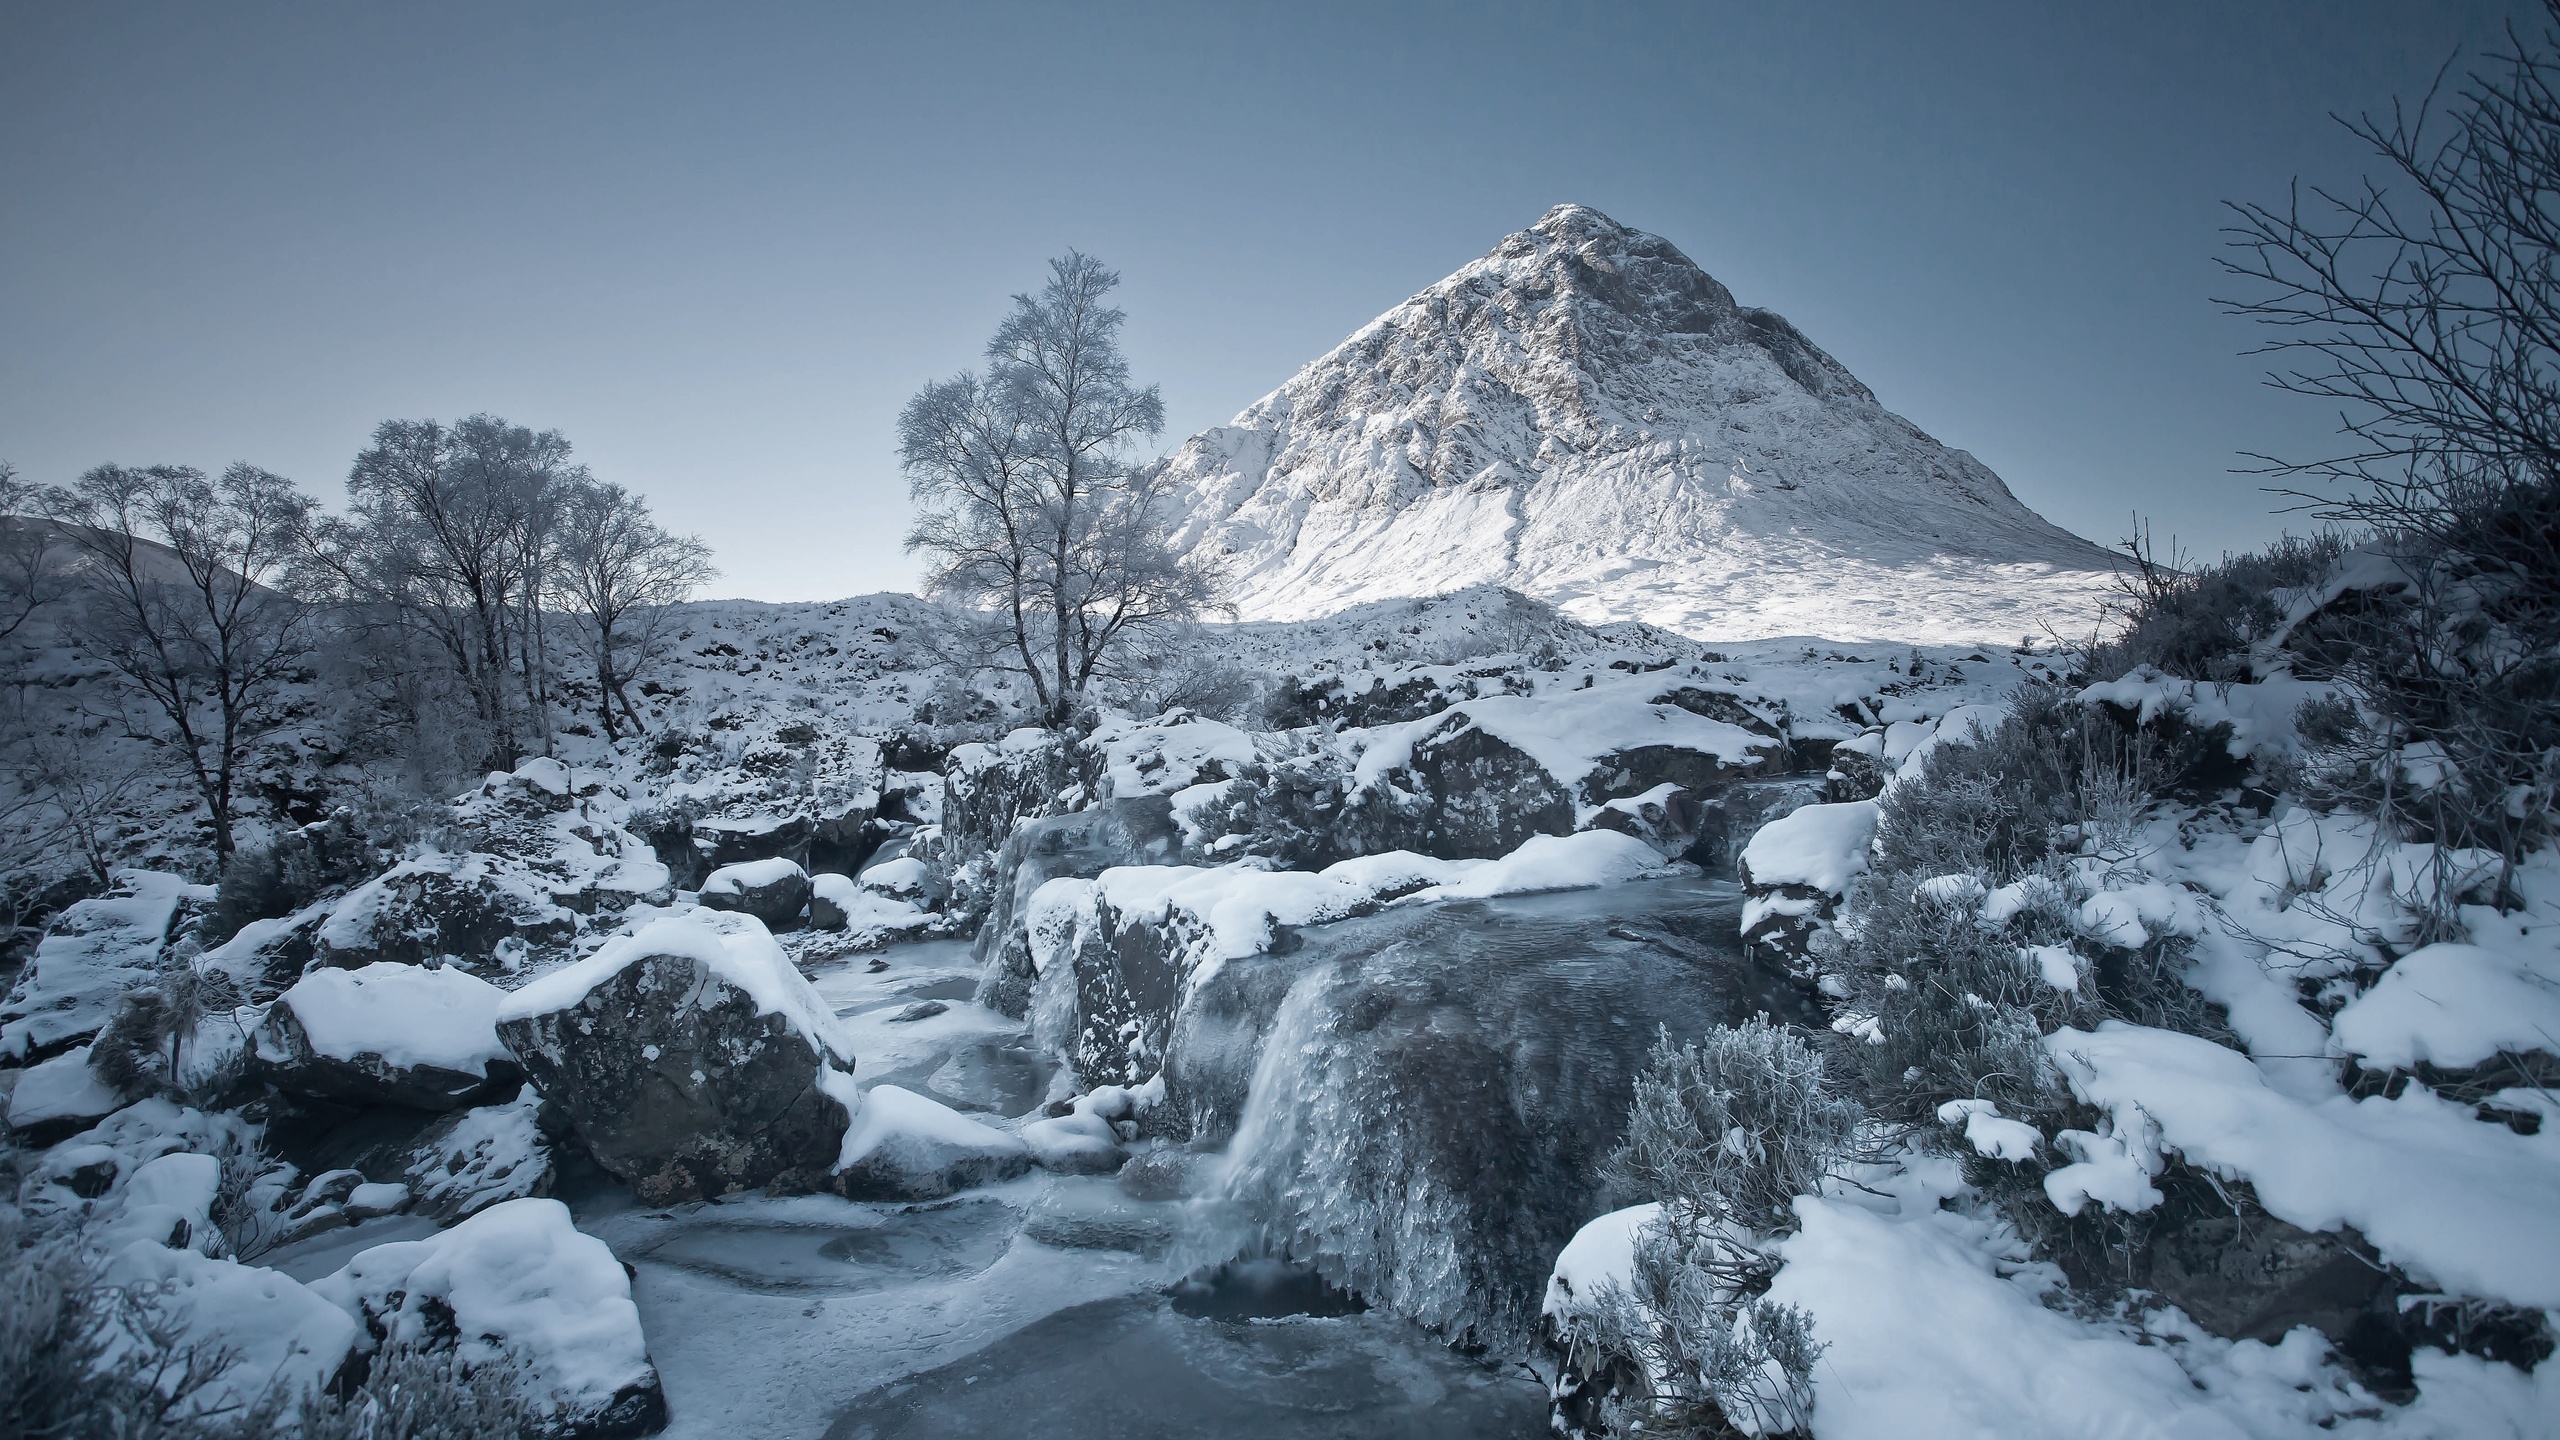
[41,463,316,862]
[901,253,1215,725]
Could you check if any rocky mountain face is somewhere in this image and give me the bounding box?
[1157,204,2120,643]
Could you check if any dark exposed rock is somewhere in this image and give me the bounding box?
[495,917,857,1205]
[972,797,1182,1018]
[697,858,812,932]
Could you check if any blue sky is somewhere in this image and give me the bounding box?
[0,1,2538,601]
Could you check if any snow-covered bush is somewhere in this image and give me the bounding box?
[1605,1020,1862,1237]
[296,1341,525,1440]
[0,1217,295,1438]
[1558,1020,1857,1438]
[2084,531,2353,684]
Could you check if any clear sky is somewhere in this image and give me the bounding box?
[1,1,2538,602]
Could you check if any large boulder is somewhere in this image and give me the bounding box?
[697,857,811,930]
[494,911,858,1203]
[254,962,521,1111]
[312,851,580,972]
[312,1197,666,1438]
[1735,798,1879,976]
[1,871,203,1062]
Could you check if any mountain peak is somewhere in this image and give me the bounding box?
[1155,209,2117,643]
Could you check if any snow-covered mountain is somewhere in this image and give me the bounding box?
[1158,204,2121,644]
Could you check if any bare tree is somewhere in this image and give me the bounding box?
[0,462,71,644]
[554,480,717,739]
[305,415,580,769]
[902,253,1214,725]
[41,464,315,863]
[2223,2,2560,874]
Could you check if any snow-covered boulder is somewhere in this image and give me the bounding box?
[972,796,1185,1018]
[697,856,811,930]
[2331,942,2560,1074]
[314,1197,665,1437]
[828,1082,1031,1200]
[199,901,332,1002]
[401,1091,554,1224]
[495,911,858,1203]
[254,962,521,1110]
[1,870,202,1061]
[102,1241,360,1419]
[5,1044,129,1144]
[1736,798,1878,971]
[806,872,931,945]
[1020,1083,1143,1174]
[312,849,580,972]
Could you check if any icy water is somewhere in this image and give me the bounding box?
[564,879,1766,1438]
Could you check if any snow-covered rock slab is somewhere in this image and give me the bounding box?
[314,1197,665,1436]
[403,1091,555,1223]
[2329,942,2560,1072]
[5,1044,128,1143]
[2047,1021,2560,1309]
[102,1241,359,1420]
[827,1082,1031,1200]
[496,911,858,1203]
[1,870,200,1060]
[254,961,520,1110]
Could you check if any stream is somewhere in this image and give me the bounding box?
[547,877,1776,1438]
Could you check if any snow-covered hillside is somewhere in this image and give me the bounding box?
[1157,204,2122,644]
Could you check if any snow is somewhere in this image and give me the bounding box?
[1739,799,1879,893]
[831,1082,1027,1175]
[701,856,807,896]
[406,1092,551,1222]
[2330,941,2560,1070]
[1412,829,1668,899]
[858,855,929,894]
[1087,714,1261,800]
[1755,1153,2560,1440]
[93,1150,225,1254]
[265,961,509,1074]
[0,869,200,1059]
[1540,1201,1661,1323]
[1935,1099,2041,1162]
[5,1044,126,1132]
[101,1242,359,1419]
[499,909,854,1066]
[1154,204,2119,643]
[313,1197,656,1424]
[2046,1021,2560,1308]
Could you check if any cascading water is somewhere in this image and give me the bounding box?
[1202,877,1812,1348]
